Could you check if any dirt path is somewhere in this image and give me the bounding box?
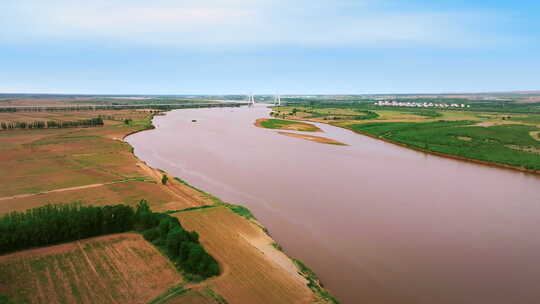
[0,178,154,202]
[0,159,211,207]
[0,183,108,202]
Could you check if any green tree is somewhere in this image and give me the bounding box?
[158,219,171,239]
[143,228,160,241]
[166,228,184,257]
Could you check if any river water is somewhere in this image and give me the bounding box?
[126,105,540,304]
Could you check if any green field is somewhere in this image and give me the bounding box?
[349,121,540,170]
[258,118,319,131]
[274,103,540,171]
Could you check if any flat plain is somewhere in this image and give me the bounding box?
[0,110,212,214]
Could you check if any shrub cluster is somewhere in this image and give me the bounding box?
[137,201,219,279]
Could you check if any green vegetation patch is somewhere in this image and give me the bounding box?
[148,284,189,304]
[136,200,220,281]
[349,120,540,170]
[409,110,442,118]
[219,202,255,220]
[293,259,340,304]
[353,110,379,120]
[271,242,283,251]
[0,294,18,304]
[509,115,540,124]
[204,287,229,304]
[280,106,380,121]
[168,205,216,214]
[173,177,256,220]
[259,119,319,131]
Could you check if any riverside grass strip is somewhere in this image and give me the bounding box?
[256,118,321,132]
[348,120,540,170]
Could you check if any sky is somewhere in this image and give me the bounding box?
[0,0,539,95]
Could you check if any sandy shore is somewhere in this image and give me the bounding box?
[278,131,346,145]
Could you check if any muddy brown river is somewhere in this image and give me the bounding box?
[126,105,540,304]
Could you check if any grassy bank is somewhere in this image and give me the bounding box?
[348,121,540,171]
[173,177,255,220]
[293,259,340,304]
[256,118,320,132]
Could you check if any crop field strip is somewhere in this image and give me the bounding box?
[0,233,182,304]
[0,109,213,212]
[348,121,540,169]
[0,115,146,197]
[0,109,214,215]
[0,112,166,194]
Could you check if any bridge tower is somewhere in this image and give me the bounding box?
[274,93,281,106]
[247,93,256,106]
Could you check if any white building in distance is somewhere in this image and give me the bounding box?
[374,101,470,108]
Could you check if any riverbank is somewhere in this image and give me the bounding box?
[278,131,347,146]
[125,110,339,303]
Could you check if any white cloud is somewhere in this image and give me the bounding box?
[0,0,508,49]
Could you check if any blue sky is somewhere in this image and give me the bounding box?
[0,0,539,94]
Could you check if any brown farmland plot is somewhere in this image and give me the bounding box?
[176,207,319,304]
[0,233,182,304]
[0,110,210,213]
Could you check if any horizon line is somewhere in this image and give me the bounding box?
[1,90,539,97]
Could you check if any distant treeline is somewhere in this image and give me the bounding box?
[0,201,219,279]
[0,103,245,113]
[0,117,103,130]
